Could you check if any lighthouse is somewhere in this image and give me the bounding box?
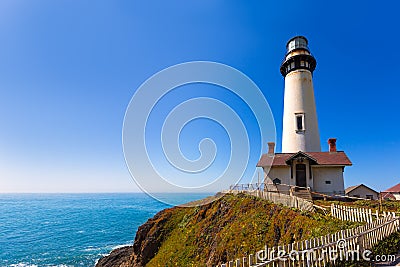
[257,36,352,196]
[280,36,321,153]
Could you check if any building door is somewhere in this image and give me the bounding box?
[296,164,306,187]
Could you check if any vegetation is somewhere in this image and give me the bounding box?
[146,193,359,266]
[326,231,400,267]
[98,194,399,267]
[373,230,400,256]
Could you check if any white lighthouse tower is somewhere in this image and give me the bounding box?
[281,36,321,153]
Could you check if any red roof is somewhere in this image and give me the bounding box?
[383,183,400,193]
[381,192,395,200]
[257,151,352,167]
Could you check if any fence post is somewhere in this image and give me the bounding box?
[348,206,352,221]
[369,209,373,223]
[242,257,247,267]
[248,254,253,266]
[347,206,351,221]
[349,207,353,221]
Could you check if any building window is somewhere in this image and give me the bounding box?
[353,194,360,198]
[295,113,305,132]
[366,195,374,200]
[325,180,331,184]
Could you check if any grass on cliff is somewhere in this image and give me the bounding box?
[146,193,359,267]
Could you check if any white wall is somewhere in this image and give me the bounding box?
[281,69,321,153]
[264,166,291,185]
[312,166,345,195]
[393,193,400,200]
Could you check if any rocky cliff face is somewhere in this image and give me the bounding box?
[96,246,133,267]
[130,207,178,266]
[95,193,355,267]
[96,206,182,267]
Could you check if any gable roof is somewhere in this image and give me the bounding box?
[345,184,378,194]
[257,151,352,167]
[285,151,318,164]
[383,183,400,193]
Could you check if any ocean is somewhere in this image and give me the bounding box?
[0,193,211,267]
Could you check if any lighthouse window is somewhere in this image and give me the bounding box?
[295,113,305,132]
[300,61,305,66]
[297,116,303,130]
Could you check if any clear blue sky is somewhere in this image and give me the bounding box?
[0,0,399,193]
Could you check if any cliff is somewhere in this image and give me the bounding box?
[96,193,356,267]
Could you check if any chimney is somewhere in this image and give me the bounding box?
[267,142,275,155]
[328,138,337,152]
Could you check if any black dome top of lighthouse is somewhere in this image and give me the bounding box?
[286,36,309,54]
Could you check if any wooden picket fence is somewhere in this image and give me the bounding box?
[224,189,315,212]
[331,203,397,223]
[217,214,400,267]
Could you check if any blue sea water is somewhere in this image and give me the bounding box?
[0,193,211,267]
